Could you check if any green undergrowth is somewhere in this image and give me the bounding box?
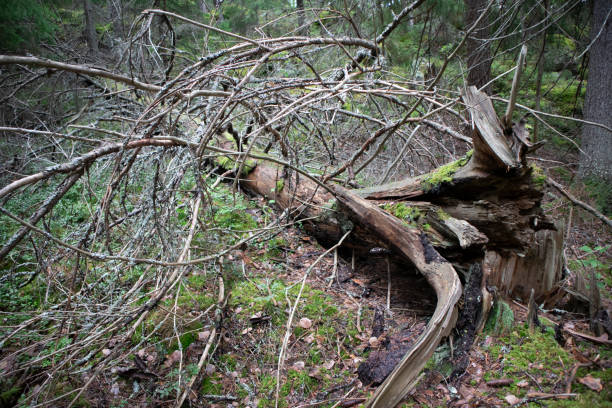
[481,322,612,407]
[484,326,571,399]
[225,276,363,407]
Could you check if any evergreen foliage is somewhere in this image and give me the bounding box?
[0,0,58,51]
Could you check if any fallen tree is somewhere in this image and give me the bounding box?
[214,84,559,407]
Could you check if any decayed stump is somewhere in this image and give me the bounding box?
[215,86,559,407]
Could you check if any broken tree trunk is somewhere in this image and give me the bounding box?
[215,85,559,407]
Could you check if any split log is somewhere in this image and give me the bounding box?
[213,86,559,407]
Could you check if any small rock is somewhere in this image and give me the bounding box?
[504,394,520,405]
[299,317,312,329]
[205,363,216,375]
[516,380,529,388]
[368,336,380,348]
[292,361,305,370]
[304,334,315,344]
[102,348,112,356]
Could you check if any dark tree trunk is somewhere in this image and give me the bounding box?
[579,0,612,183]
[296,0,305,34]
[464,0,491,93]
[83,0,98,54]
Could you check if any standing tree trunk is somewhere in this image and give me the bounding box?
[296,0,306,35]
[83,0,98,54]
[464,0,491,93]
[579,0,612,183]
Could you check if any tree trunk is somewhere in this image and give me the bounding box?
[83,0,98,54]
[296,0,306,35]
[579,0,612,183]
[215,86,559,407]
[464,0,491,93]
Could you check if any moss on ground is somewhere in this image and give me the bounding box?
[480,325,612,407]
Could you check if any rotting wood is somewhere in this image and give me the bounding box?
[210,86,560,407]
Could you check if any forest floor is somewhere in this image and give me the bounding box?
[75,193,611,408]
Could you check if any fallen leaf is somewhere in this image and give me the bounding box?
[163,350,182,368]
[323,360,335,370]
[102,348,112,356]
[299,317,312,329]
[578,374,602,392]
[308,367,321,379]
[292,361,305,370]
[368,336,380,348]
[199,330,211,341]
[304,334,315,344]
[504,394,520,405]
[205,363,216,375]
[516,380,529,388]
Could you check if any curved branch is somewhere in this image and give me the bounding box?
[547,177,612,229]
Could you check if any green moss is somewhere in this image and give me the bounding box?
[281,369,316,397]
[484,299,514,335]
[486,327,573,400]
[200,373,223,395]
[529,163,547,188]
[421,151,472,192]
[275,178,285,193]
[0,385,21,407]
[383,202,422,222]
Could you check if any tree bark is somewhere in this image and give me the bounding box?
[579,0,612,183]
[464,0,491,93]
[83,0,98,54]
